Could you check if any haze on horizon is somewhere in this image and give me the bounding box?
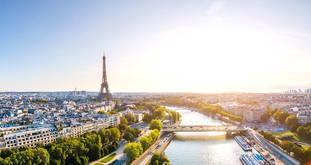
[1,0,311,93]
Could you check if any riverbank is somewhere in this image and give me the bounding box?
[247,129,299,165]
[131,133,174,165]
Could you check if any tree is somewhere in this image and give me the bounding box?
[120,116,128,125]
[261,106,277,123]
[0,148,19,158]
[150,152,170,165]
[149,129,160,143]
[0,157,11,165]
[260,111,271,123]
[0,127,122,165]
[171,111,181,123]
[118,124,128,134]
[110,127,121,142]
[154,110,165,120]
[149,120,163,131]
[82,134,102,161]
[273,109,282,121]
[49,145,64,165]
[125,113,136,123]
[273,109,289,124]
[123,127,140,142]
[9,149,35,165]
[279,112,290,124]
[139,136,151,151]
[143,113,153,123]
[138,129,159,152]
[33,148,50,165]
[123,143,143,163]
[285,115,299,131]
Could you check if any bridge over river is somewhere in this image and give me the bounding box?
[162,125,246,134]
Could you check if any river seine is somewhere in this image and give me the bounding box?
[164,106,244,165]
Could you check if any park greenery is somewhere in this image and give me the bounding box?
[124,129,160,163]
[260,108,299,132]
[259,131,311,163]
[0,127,121,165]
[259,107,311,164]
[149,120,163,131]
[150,152,170,165]
[297,125,311,142]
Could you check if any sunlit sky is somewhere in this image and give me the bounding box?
[1,0,311,93]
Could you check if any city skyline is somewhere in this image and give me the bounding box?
[1,0,311,93]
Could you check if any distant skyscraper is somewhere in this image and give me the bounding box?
[98,54,112,102]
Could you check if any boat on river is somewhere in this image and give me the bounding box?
[235,136,252,151]
[240,153,267,165]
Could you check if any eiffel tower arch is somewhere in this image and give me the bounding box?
[98,54,112,102]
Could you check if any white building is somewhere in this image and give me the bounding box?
[2,126,57,148]
[297,111,311,124]
[103,114,120,126]
[119,110,143,122]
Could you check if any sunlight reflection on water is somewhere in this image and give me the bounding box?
[164,106,244,165]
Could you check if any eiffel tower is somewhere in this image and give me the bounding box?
[98,54,112,102]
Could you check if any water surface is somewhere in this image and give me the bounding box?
[164,106,244,165]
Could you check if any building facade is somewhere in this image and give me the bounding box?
[297,111,311,124]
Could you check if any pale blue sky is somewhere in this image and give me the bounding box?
[1,0,311,92]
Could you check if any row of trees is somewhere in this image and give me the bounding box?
[0,127,121,165]
[0,147,50,165]
[219,111,242,122]
[139,129,160,151]
[162,97,243,122]
[123,129,160,163]
[259,131,311,163]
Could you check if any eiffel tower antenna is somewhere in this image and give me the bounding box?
[98,52,112,101]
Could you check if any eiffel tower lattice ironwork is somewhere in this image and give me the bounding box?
[98,54,112,101]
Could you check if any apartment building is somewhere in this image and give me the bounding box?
[103,114,120,126]
[0,114,120,149]
[2,126,57,148]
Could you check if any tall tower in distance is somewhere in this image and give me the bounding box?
[98,54,112,102]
